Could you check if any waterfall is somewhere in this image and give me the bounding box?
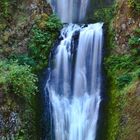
[44,23,103,140]
[49,0,90,23]
[43,1,104,140]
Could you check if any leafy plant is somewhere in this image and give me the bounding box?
[10,53,36,67]
[104,2,140,140]
[134,28,140,34]
[128,28,140,56]
[128,0,140,13]
[128,36,140,47]
[28,14,62,72]
[117,74,132,89]
[93,7,115,23]
[105,55,134,72]
[0,0,17,18]
[128,28,140,48]
[0,60,38,102]
[0,0,10,17]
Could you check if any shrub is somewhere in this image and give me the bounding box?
[10,54,36,67]
[105,54,139,90]
[0,0,9,17]
[117,74,132,89]
[128,28,140,56]
[0,0,17,18]
[128,28,140,48]
[0,60,38,102]
[128,0,140,13]
[28,14,62,72]
[93,7,115,23]
[134,28,140,34]
[128,36,140,47]
[105,55,133,72]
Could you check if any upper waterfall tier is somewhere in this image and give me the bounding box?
[49,0,89,23]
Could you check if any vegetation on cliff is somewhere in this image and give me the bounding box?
[88,1,140,140]
[28,14,62,71]
[104,0,140,140]
[0,0,62,139]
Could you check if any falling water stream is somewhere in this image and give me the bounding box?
[43,1,104,140]
[49,0,90,23]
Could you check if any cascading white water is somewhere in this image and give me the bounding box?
[45,23,103,140]
[49,0,90,23]
[43,1,104,140]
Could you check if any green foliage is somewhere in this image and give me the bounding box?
[0,0,10,18]
[10,53,36,67]
[128,0,140,13]
[128,28,140,57]
[105,55,134,73]
[105,54,134,140]
[105,27,140,140]
[104,1,140,140]
[0,60,38,102]
[128,36,140,47]
[0,13,62,139]
[93,7,115,23]
[105,48,140,140]
[106,54,140,82]
[117,74,132,89]
[134,28,140,34]
[0,60,40,140]
[0,0,17,18]
[128,28,140,47]
[28,14,62,72]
